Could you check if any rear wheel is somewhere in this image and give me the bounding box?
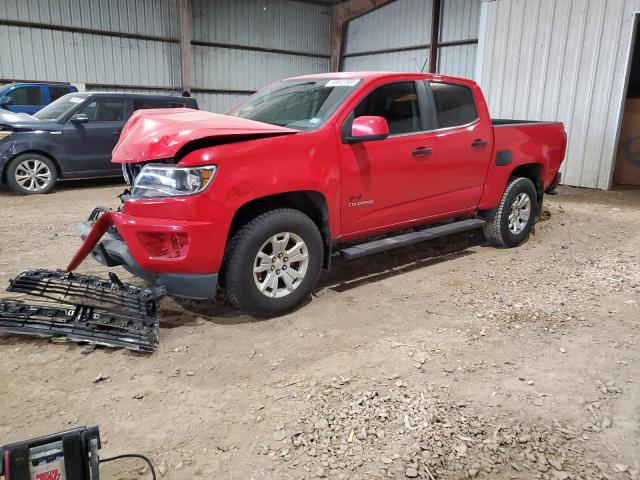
[6,153,57,195]
[483,177,537,247]
[223,208,323,316]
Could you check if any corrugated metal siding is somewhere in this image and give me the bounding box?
[190,0,331,112]
[192,0,330,55]
[192,45,329,92]
[0,25,180,88]
[342,0,479,74]
[344,0,432,54]
[1,0,178,37]
[440,0,480,42]
[437,44,477,78]
[342,49,430,72]
[0,0,333,114]
[477,0,640,189]
[195,92,249,113]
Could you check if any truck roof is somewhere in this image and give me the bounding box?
[290,71,476,85]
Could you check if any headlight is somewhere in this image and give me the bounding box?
[0,131,13,139]
[131,164,217,198]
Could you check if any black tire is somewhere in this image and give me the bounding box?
[6,153,58,195]
[223,208,323,316]
[483,177,537,248]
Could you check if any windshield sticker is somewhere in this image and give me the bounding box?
[69,97,84,103]
[309,117,321,124]
[325,79,360,87]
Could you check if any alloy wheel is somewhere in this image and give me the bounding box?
[508,192,531,234]
[14,159,52,192]
[253,232,309,298]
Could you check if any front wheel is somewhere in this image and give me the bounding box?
[6,153,58,195]
[483,177,537,248]
[223,208,323,316]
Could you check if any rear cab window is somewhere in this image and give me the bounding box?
[428,82,478,129]
[354,81,423,135]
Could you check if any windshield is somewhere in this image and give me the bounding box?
[229,78,362,131]
[33,93,89,121]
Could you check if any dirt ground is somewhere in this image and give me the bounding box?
[0,179,638,480]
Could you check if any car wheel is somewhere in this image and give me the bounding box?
[6,153,58,195]
[483,177,537,248]
[223,208,323,316]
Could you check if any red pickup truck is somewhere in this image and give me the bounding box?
[69,72,566,316]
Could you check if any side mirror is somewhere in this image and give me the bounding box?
[345,116,389,143]
[0,96,13,106]
[71,113,89,123]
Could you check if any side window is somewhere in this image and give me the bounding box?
[81,98,125,121]
[132,100,171,111]
[354,82,421,135]
[7,86,42,106]
[50,86,72,101]
[429,82,478,129]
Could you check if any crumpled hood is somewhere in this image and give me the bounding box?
[112,108,297,163]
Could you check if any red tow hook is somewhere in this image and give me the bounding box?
[66,211,115,272]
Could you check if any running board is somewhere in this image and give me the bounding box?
[0,269,163,352]
[339,218,486,260]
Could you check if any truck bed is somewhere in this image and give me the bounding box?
[492,118,562,127]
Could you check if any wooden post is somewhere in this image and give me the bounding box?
[428,0,441,73]
[178,0,192,94]
[330,10,344,72]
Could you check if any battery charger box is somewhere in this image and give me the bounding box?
[1,427,99,480]
[29,441,67,480]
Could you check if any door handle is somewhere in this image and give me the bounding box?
[412,147,432,157]
[471,139,488,148]
[114,129,122,135]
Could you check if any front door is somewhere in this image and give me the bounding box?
[62,97,126,174]
[4,85,44,114]
[339,81,438,236]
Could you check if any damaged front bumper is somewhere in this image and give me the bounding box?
[71,208,218,300]
[0,269,162,352]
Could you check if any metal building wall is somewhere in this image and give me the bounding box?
[0,0,181,93]
[0,0,331,113]
[191,0,331,112]
[476,0,640,189]
[342,0,432,72]
[341,0,479,76]
[437,0,480,78]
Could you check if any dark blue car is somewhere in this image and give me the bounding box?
[0,92,198,195]
[0,83,78,114]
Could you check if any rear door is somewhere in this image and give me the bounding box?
[339,80,438,235]
[4,85,44,114]
[426,81,493,216]
[62,96,126,173]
